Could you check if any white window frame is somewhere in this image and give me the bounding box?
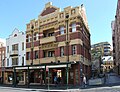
[60,47,64,57]
[36,33,39,40]
[12,58,18,66]
[48,51,54,57]
[60,26,64,35]
[72,23,76,32]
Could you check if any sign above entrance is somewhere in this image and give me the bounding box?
[29,66,45,69]
[15,67,28,70]
[47,64,71,68]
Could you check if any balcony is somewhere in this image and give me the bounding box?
[40,36,56,44]
[10,50,18,56]
[40,57,56,63]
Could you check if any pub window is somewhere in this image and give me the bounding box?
[48,51,54,57]
[72,45,77,55]
[36,33,39,40]
[60,26,64,35]
[27,52,30,60]
[72,23,76,32]
[35,51,39,59]
[60,47,64,57]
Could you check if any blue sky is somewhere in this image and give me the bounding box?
[0,0,117,45]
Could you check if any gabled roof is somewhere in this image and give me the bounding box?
[40,2,58,16]
[41,7,57,16]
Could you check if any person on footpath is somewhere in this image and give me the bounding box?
[54,76,57,84]
[83,74,87,88]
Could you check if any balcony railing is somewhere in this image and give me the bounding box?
[40,36,56,44]
[40,57,56,63]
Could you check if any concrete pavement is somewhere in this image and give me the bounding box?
[1,72,120,92]
[0,86,80,92]
[105,72,120,84]
[1,85,120,92]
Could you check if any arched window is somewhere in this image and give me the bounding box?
[36,33,39,40]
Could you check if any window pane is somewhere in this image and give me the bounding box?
[22,42,24,50]
[72,45,76,55]
[60,47,64,57]
[72,23,76,32]
[35,51,38,59]
[60,26,64,35]
[36,33,39,40]
[7,59,9,66]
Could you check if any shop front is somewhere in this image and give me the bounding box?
[4,67,13,84]
[11,61,90,88]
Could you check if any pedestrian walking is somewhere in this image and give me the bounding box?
[54,76,57,84]
[83,74,87,88]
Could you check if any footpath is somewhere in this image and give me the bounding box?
[0,86,80,92]
[85,72,120,89]
[0,72,120,92]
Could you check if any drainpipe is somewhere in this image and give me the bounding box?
[31,25,34,65]
[66,15,69,62]
[65,15,69,89]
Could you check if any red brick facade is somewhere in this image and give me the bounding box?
[26,3,91,85]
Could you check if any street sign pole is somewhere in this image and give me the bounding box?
[47,67,50,90]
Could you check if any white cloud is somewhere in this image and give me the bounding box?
[0,38,6,46]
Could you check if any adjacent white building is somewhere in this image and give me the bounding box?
[6,28,26,67]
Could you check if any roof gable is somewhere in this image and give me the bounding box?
[41,7,57,16]
[40,2,58,16]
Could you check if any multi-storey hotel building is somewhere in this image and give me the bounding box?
[24,2,91,85]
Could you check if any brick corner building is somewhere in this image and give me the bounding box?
[14,2,91,86]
